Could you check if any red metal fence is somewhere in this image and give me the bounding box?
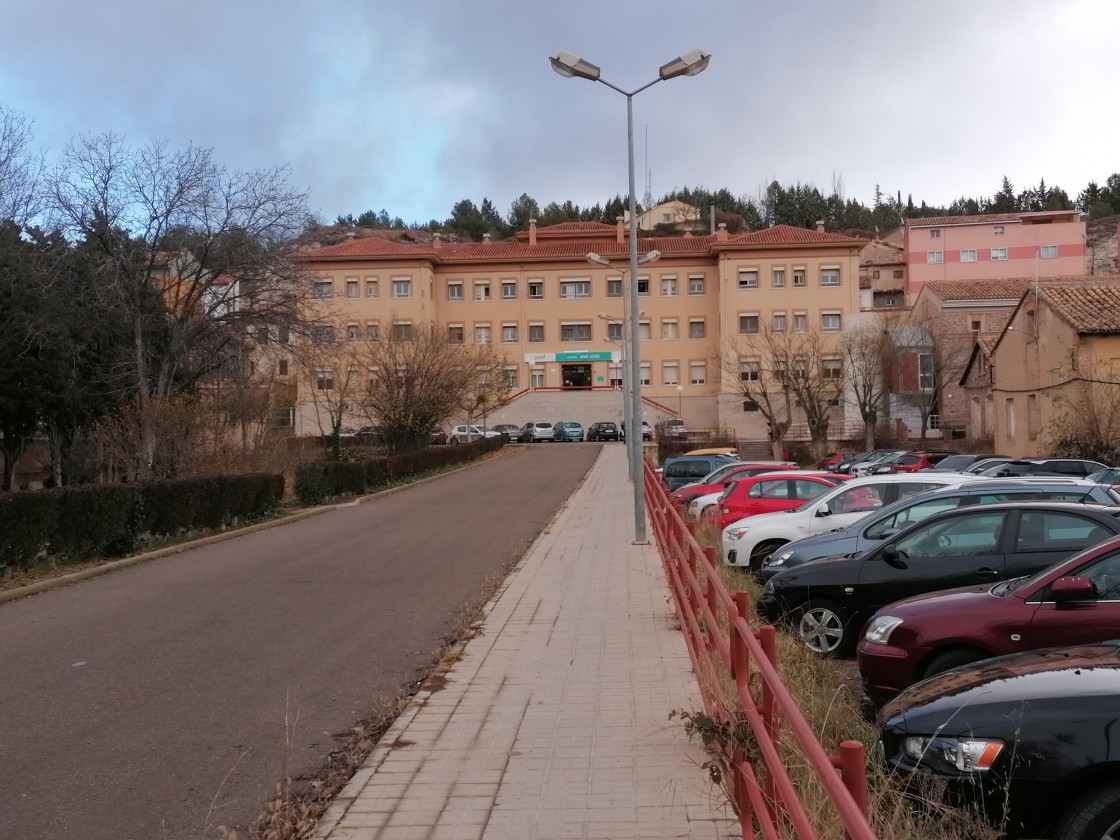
[644,462,875,840]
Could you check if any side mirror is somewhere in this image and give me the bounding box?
[1051,575,1096,602]
[815,504,831,517]
[880,527,901,539]
[880,544,904,566]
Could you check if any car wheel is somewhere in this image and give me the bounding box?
[797,600,856,657]
[700,504,717,521]
[449,436,459,445]
[923,648,988,680]
[1056,783,1120,840]
[749,540,787,574]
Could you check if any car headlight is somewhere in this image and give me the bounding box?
[760,579,774,597]
[902,736,1003,773]
[724,526,750,541]
[863,615,904,645]
[766,550,792,567]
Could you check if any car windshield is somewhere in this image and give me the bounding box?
[933,454,976,471]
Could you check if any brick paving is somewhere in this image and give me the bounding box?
[316,444,737,839]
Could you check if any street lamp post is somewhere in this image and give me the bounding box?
[553,48,710,544]
[676,384,684,420]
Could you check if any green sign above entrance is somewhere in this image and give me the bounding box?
[555,351,614,362]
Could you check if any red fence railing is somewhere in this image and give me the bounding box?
[644,462,875,840]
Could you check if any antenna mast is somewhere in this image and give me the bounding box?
[643,124,652,209]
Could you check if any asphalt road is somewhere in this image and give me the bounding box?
[0,443,601,840]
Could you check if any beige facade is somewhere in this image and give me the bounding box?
[291,221,864,439]
[988,279,1120,456]
[625,200,702,231]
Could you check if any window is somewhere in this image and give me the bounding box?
[637,277,649,295]
[740,358,760,381]
[821,313,842,332]
[607,321,622,341]
[530,367,545,388]
[960,249,977,263]
[474,281,491,301]
[528,280,544,299]
[1028,393,1040,439]
[365,278,379,298]
[930,229,941,239]
[608,363,622,386]
[739,314,759,334]
[893,269,904,279]
[688,319,706,339]
[314,280,333,299]
[366,321,379,341]
[971,320,982,333]
[661,277,678,296]
[1041,245,1058,258]
[638,321,651,341]
[1005,398,1016,438]
[991,247,1008,261]
[346,279,359,298]
[918,353,935,390]
[393,322,412,341]
[448,282,463,301]
[346,323,360,341]
[688,276,705,295]
[312,324,334,345]
[662,362,680,386]
[738,269,759,289]
[772,269,785,288]
[561,323,591,342]
[1015,511,1112,555]
[792,270,806,287]
[607,278,622,297]
[894,511,1008,559]
[560,280,591,298]
[639,363,652,386]
[772,313,786,333]
[993,225,1005,235]
[278,325,290,344]
[502,280,517,299]
[475,324,491,344]
[661,319,679,340]
[447,325,464,345]
[689,361,707,385]
[1072,552,1120,600]
[927,251,944,264]
[743,400,760,412]
[529,323,544,342]
[820,268,840,286]
[824,357,842,380]
[315,369,334,390]
[277,359,289,376]
[872,270,881,279]
[793,356,809,379]
[502,324,518,343]
[793,313,807,333]
[393,278,412,298]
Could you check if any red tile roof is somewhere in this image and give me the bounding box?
[1035,277,1120,334]
[860,240,905,266]
[921,278,1036,301]
[723,224,866,246]
[906,210,1081,229]
[514,221,618,240]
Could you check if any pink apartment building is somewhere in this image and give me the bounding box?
[905,210,1086,301]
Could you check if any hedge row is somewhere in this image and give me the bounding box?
[0,473,285,571]
[294,435,505,505]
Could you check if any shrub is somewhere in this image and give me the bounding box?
[0,491,59,571]
[53,484,140,560]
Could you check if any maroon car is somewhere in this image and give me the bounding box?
[857,532,1120,703]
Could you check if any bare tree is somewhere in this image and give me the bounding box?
[300,325,366,460]
[721,326,795,459]
[48,133,312,476]
[843,315,895,450]
[0,105,44,225]
[886,308,972,440]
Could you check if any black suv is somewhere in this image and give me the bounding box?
[978,457,1107,478]
[881,643,1120,839]
[586,421,619,441]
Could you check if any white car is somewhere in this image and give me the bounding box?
[448,424,501,444]
[720,473,971,571]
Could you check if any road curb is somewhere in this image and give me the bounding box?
[0,446,524,606]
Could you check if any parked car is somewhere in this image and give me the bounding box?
[848,449,907,477]
[858,531,1120,702]
[869,451,956,474]
[658,418,688,439]
[816,452,856,471]
[684,447,740,457]
[429,427,448,445]
[671,462,796,508]
[660,453,740,492]
[705,472,842,531]
[879,642,1120,840]
[756,501,1120,656]
[490,423,521,439]
[923,453,1006,473]
[552,421,585,442]
[689,467,834,521]
[586,421,620,441]
[448,424,501,444]
[1087,466,1120,485]
[760,478,1120,581]
[723,473,971,572]
[519,421,555,443]
[976,457,1107,478]
[620,420,653,441]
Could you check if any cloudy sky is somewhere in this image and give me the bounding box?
[2,0,1116,226]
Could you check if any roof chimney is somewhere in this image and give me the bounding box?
[528,218,537,246]
[616,215,625,243]
[716,222,728,242]
[482,232,491,243]
[815,220,826,232]
[432,231,441,249]
[344,230,356,240]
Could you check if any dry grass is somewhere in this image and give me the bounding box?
[674,525,999,840]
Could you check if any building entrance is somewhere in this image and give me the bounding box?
[561,364,592,389]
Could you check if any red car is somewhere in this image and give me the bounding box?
[707,473,843,531]
[888,452,953,473]
[857,531,1120,703]
[816,452,855,471]
[669,462,799,506]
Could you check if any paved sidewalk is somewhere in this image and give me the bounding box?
[316,444,736,840]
